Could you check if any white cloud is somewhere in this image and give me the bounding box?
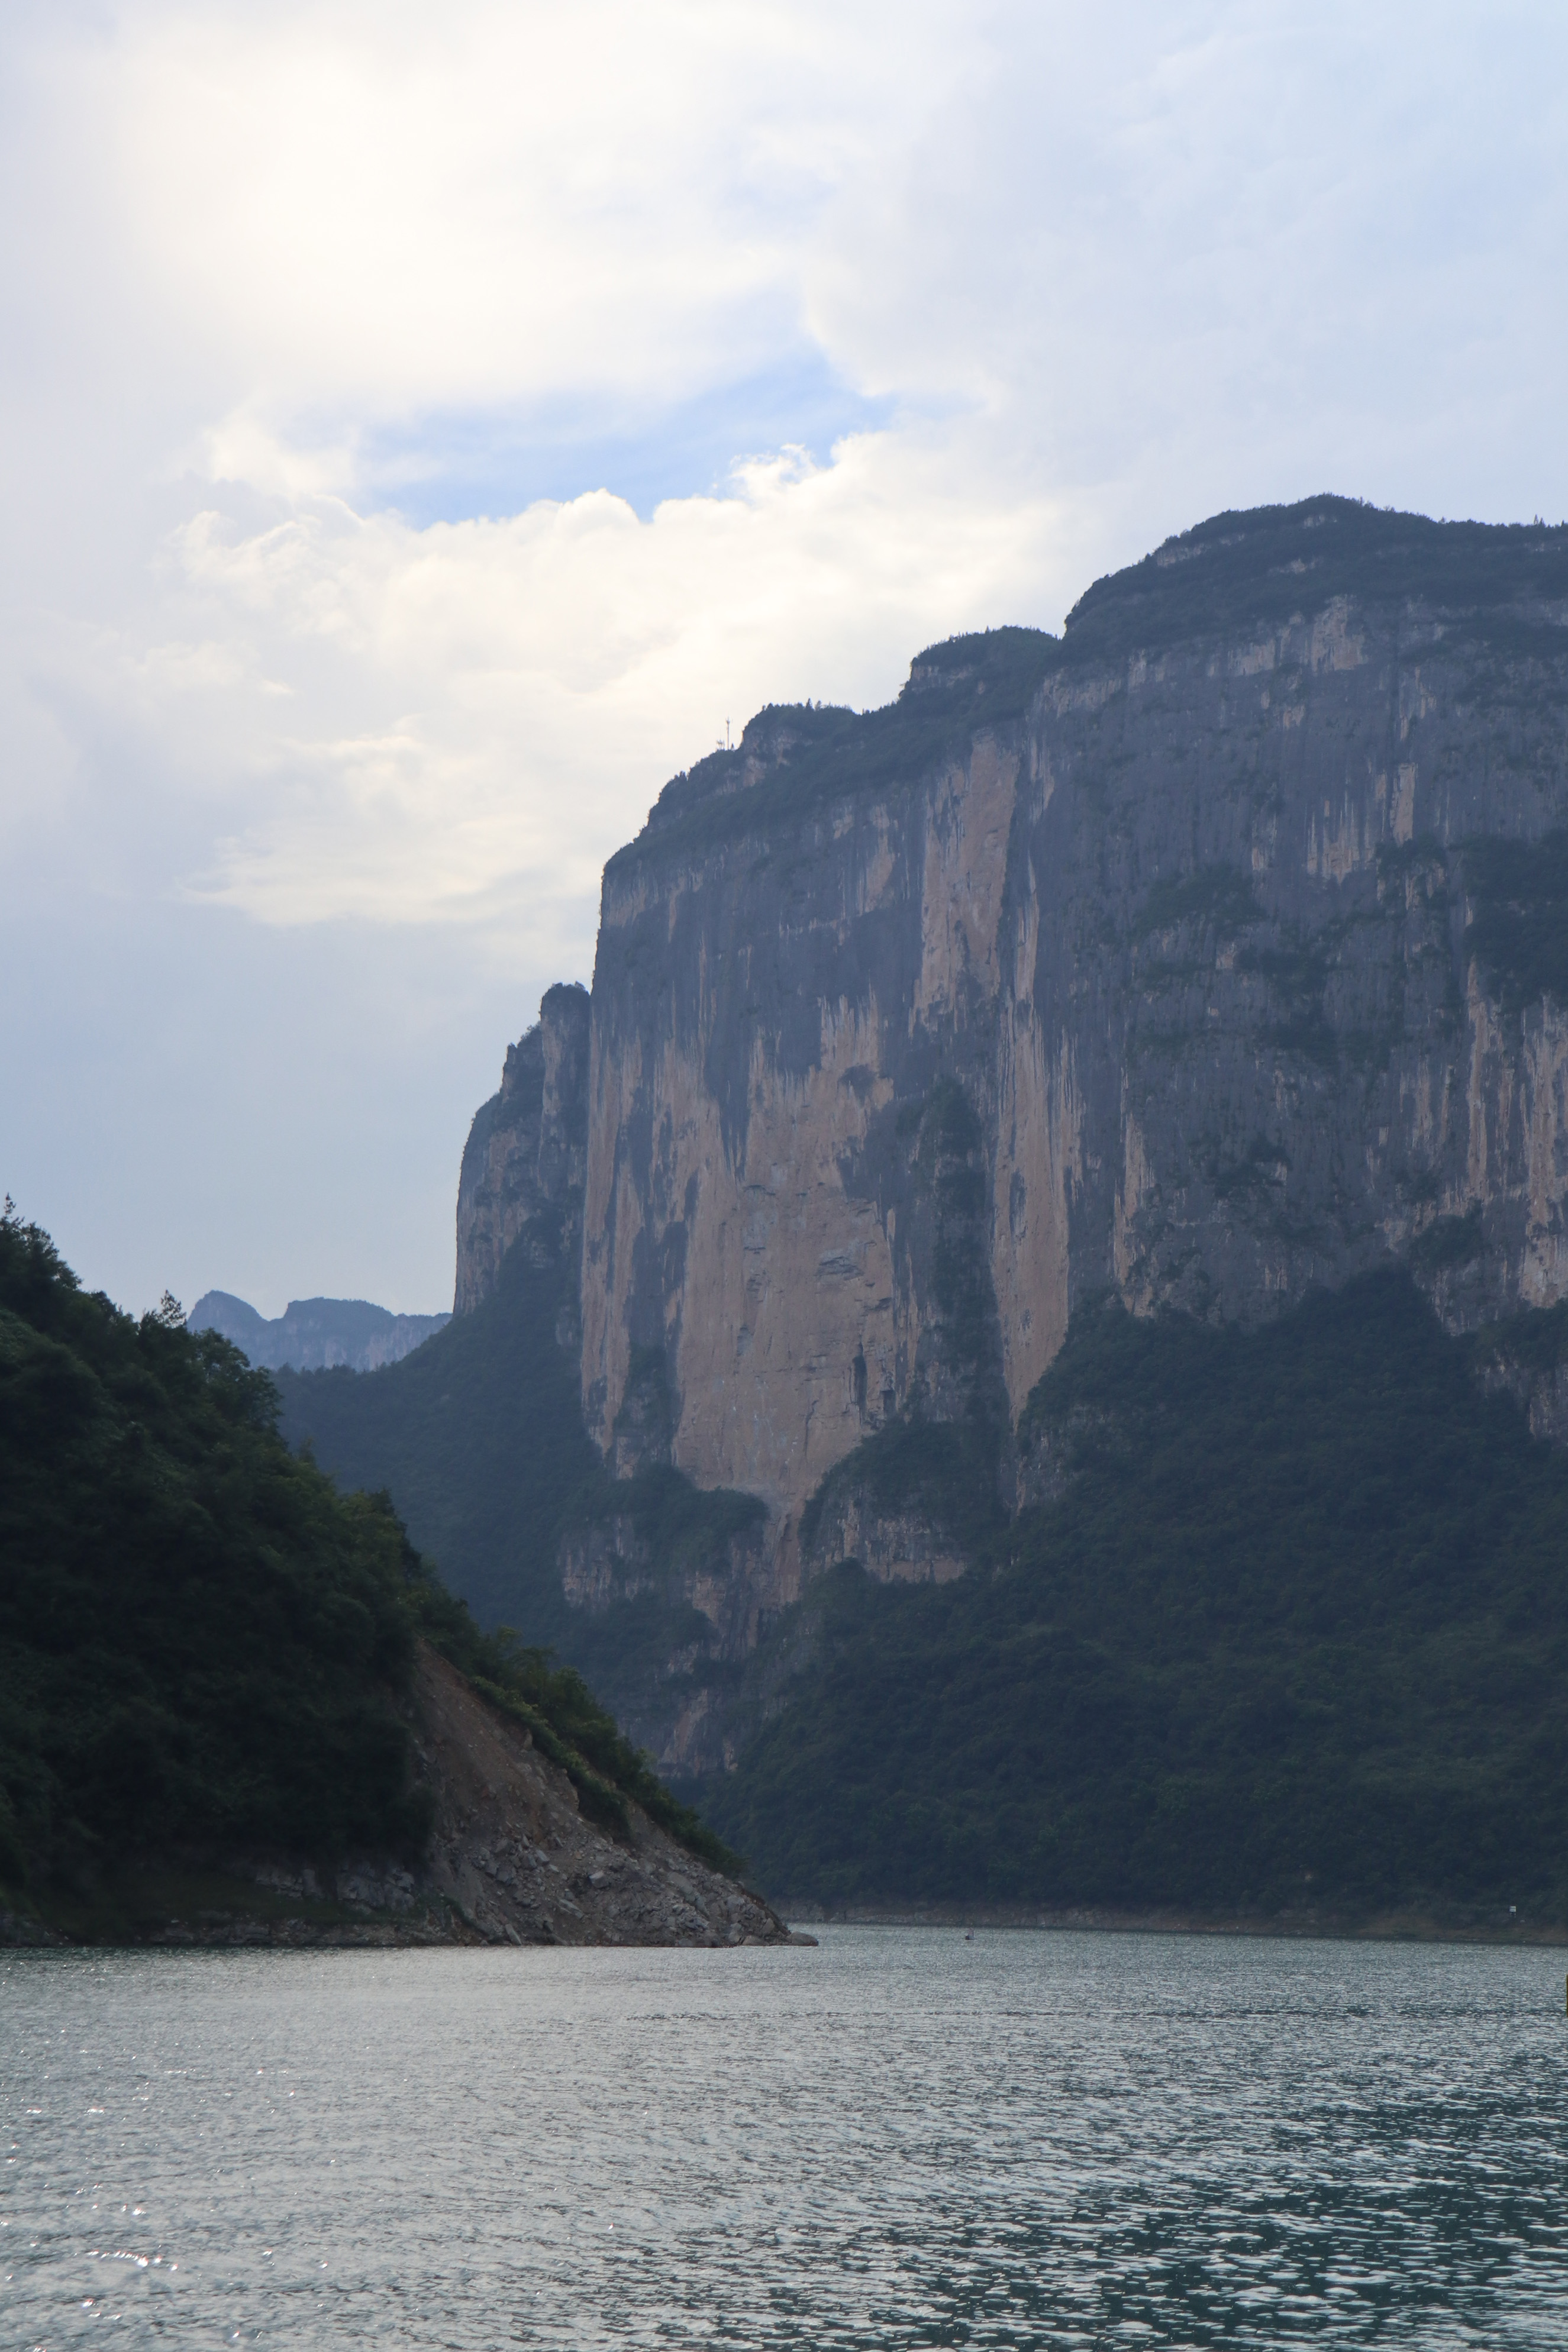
[98,425,1069,945]
[42,0,944,422]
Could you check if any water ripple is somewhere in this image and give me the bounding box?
[2,1930,1565,2345]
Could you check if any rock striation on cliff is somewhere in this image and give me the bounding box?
[568,499,1568,1624]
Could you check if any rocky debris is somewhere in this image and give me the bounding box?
[0,1903,66,1947]
[409,1647,789,1946]
[140,1899,470,1950]
[0,1870,475,1952]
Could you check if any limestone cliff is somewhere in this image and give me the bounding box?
[455,981,591,1314]
[577,497,1568,1624]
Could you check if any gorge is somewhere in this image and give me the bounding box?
[281,495,1568,1925]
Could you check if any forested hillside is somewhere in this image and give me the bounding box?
[276,1218,596,1637]
[0,1209,731,1933]
[276,1227,769,1750]
[273,1228,1568,1928]
[693,1274,1568,1928]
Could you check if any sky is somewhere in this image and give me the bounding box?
[3,1,1566,1318]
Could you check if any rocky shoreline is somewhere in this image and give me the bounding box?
[406,1646,796,1947]
[1,1646,805,1951]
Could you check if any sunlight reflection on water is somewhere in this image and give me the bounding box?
[2,1928,1566,2346]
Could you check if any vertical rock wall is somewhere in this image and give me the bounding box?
[579,504,1568,1592]
[454,982,591,1313]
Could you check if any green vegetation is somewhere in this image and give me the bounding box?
[799,1417,1003,1563]
[1463,828,1568,1014]
[611,628,1064,868]
[1472,1296,1568,1379]
[278,1217,598,1635]
[1135,863,1261,941]
[698,1272,1568,1925]
[0,1208,431,1899]
[612,503,1568,874]
[803,1079,1008,1562]
[1407,1208,1485,1275]
[924,1080,996,1379]
[276,1233,765,1756]
[0,1209,734,1918]
[1065,496,1568,666]
[412,1586,738,1872]
[596,1461,764,1580]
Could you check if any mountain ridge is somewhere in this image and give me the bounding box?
[189,1289,449,1373]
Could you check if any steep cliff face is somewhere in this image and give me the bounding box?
[455,982,591,1313]
[580,499,1568,1607]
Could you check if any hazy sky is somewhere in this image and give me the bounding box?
[4,1,1566,1316]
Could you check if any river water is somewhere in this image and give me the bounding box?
[3,1927,1564,2347]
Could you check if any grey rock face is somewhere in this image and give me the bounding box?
[1469,1304,1568,1446]
[578,499,1568,1615]
[454,980,591,1312]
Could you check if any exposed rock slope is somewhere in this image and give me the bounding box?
[408,1646,789,1946]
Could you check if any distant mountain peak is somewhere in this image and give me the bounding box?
[188,1290,449,1373]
